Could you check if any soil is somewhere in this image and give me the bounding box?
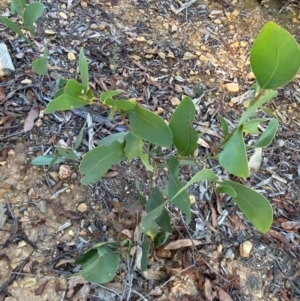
[0,0,300,300]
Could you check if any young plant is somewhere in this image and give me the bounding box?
[0,0,47,75]
[32,22,300,283]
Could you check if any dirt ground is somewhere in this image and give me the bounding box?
[0,0,300,300]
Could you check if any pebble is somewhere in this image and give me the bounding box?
[240,241,253,258]
[183,51,197,61]
[225,82,239,92]
[59,165,72,179]
[77,203,88,213]
[67,52,76,61]
[170,97,180,106]
[136,36,146,42]
[59,12,68,20]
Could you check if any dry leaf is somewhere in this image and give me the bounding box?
[0,87,5,101]
[103,170,119,178]
[268,229,292,250]
[35,280,49,296]
[219,289,233,301]
[24,98,39,132]
[204,278,213,301]
[248,148,262,173]
[163,239,202,250]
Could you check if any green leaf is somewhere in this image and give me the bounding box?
[32,57,48,75]
[219,126,249,178]
[167,156,191,223]
[238,90,277,125]
[169,97,198,156]
[141,235,150,271]
[0,16,33,47]
[95,132,128,146]
[79,48,89,93]
[75,248,97,266]
[243,118,265,134]
[154,231,169,247]
[124,132,141,159]
[139,141,153,172]
[105,98,136,112]
[100,90,121,102]
[23,2,44,35]
[56,147,78,161]
[74,122,86,150]
[80,141,126,185]
[31,155,65,166]
[250,21,300,90]
[146,188,171,233]
[76,252,119,284]
[170,169,218,201]
[218,115,229,137]
[45,80,89,113]
[220,180,273,233]
[217,185,237,198]
[140,201,168,233]
[129,104,173,148]
[250,118,278,148]
[10,0,26,16]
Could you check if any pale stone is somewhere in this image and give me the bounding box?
[240,41,248,47]
[225,82,239,92]
[167,51,175,58]
[183,51,197,61]
[8,149,15,156]
[77,203,88,213]
[67,52,76,61]
[59,12,68,20]
[162,23,169,30]
[214,19,221,24]
[59,165,72,179]
[158,51,165,59]
[170,97,180,106]
[171,24,178,32]
[21,79,32,84]
[99,23,106,30]
[45,29,56,35]
[136,36,146,42]
[240,241,253,258]
[90,23,98,29]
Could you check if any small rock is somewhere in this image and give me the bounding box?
[90,23,98,30]
[59,165,72,179]
[240,41,248,47]
[183,51,197,61]
[247,72,255,80]
[158,51,165,59]
[67,52,76,61]
[174,84,183,93]
[171,24,178,32]
[214,19,221,24]
[225,82,239,92]
[170,97,180,106]
[59,12,68,20]
[21,79,32,84]
[199,55,208,62]
[189,195,196,204]
[162,23,169,30]
[240,241,253,258]
[8,149,15,156]
[77,203,88,213]
[167,51,175,58]
[49,171,59,182]
[231,9,240,17]
[45,29,56,35]
[99,23,106,30]
[68,230,75,237]
[136,36,146,42]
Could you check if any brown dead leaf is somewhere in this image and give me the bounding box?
[0,87,5,101]
[218,289,233,301]
[163,239,203,250]
[55,279,61,293]
[45,199,82,220]
[210,204,217,228]
[35,280,49,296]
[268,229,292,250]
[55,258,75,268]
[23,260,33,273]
[73,284,90,301]
[103,170,119,178]
[204,278,213,301]
[24,98,39,132]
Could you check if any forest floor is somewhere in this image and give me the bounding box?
[0,0,300,300]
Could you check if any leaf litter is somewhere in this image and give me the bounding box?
[0,0,300,300]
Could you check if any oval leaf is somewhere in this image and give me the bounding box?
[129,104,172,147]
[169,97,198,156]
[23,2,44,34]
[32,57,48,75]
[220,180,273,233]
[45,80,89,113]
[219,126,249,178]
[80,141,125,185]
[170,169,218,201]
[31,155,65,166]
[79,48,89,93]
[250,21,300,89]
[167,156,192,223]
[250,118,278,148]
